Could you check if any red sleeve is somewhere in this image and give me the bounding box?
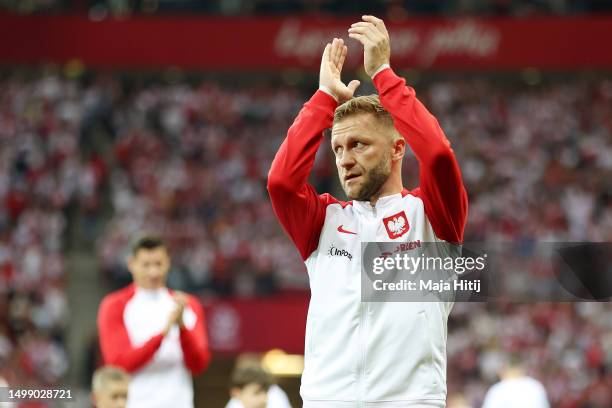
[97,291,164,373]
[267,90,341,260]
[179,296,211,375]
[373,68,468,244]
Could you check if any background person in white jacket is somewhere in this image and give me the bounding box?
[482,360,549,408]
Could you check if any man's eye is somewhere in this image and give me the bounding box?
[355,142,365,148]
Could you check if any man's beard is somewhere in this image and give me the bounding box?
[344,155,391,202]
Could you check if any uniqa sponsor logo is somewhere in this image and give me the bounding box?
[328,244,353,260]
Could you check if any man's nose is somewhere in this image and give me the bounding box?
[339,150,356,169]
[146,266,162,277]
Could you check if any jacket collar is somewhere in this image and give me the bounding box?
[352,190,405,214]
[134,285,168,300]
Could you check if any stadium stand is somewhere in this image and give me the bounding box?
[1,68,610,405]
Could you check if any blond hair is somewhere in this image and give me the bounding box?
[334,95,398,140]
[92,366,130,393]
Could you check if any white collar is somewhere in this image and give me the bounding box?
[134,286,168,300]
[353,192,403,213]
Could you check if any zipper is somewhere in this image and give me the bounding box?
[358,207,377,407]
[357,301,367,408]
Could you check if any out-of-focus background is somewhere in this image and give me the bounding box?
[0,1,611,407]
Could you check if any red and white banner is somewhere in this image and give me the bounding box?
[0,14,611,70]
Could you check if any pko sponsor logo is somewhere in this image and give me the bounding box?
[328,244,353,261]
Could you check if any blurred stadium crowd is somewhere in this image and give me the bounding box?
[2,0,612,15]
[0,72,103,389]
[0,69,611,406]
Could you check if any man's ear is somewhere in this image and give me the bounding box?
[391,136,405,162]
[127,255,137,276]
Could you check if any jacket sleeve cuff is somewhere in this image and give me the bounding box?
[318,85,338,102]
[372,66,400,93]
[371,63,391,79]
[309,89,339,115]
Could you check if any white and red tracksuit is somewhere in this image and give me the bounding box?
[267,67,468,407]
[97,284,211,408]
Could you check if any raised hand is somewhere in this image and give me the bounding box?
[348,15,391,77]
[172,292,188,328]
[163,291,188,335]
[319,37,360,104]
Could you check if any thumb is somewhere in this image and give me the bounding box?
[321,43,331,64]
[347,80,361,95]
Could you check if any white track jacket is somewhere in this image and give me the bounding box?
[268,67,468,407]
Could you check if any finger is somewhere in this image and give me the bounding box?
[347,80,361,94]
[322,43,331,64]
[362,15,388,36]
[348,25,379,38]
[333,38,344,67]
[348,27,379,44]
[331,38,339,67]
[362,15,383,26]
[348,32,374,48]
[350,22,375,29]
[336,38,345,66]
[337,45,348,72]
[332,38,343,65]
[349,23,383,41]
[330,38,337,64]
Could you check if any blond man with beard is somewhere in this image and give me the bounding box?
[268,15,468,408]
